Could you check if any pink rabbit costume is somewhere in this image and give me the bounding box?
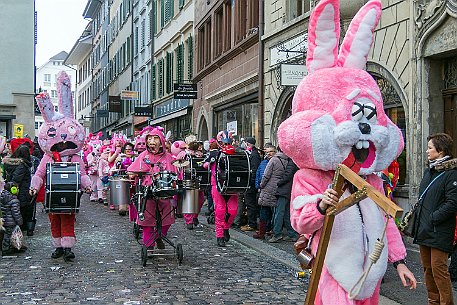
[277,0,412,303]
[31,71,91,257]
[127,126,177,248]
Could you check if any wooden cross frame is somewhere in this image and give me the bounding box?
[304,164,403,305]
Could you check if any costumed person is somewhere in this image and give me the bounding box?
[134,135,146,154]
[182,141,205,230]
[127,126,177,250]
[87,132,103,152]
[203,131,238,247]
[277,0,416,303]
[170,140,187,218]
[108,133,126,168]
[85,142,101,202]
[30,71,91,262]
[98,145,111,208]
[0,182,24,256]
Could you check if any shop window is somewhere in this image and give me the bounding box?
[216,103,258,141]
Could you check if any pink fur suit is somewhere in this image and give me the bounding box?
[127,127,177,247]
[32,71,91,250]
[277,0,409,303]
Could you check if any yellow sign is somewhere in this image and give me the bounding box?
[120,90,139,100]
[14,124,24,138]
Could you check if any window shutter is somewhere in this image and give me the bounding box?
[151,64,156,100]
[153,1,157,34]
[187,36,193,80]
[160,0,165,28]
[158,59,164,97]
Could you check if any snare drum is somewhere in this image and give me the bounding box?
[184,155,211,190]
[216,151,251,194]
[150,171,178,198]
[45,162,82,213]
[109,176,131,206]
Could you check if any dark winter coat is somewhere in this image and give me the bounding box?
[413,158,457,253]
[248,147,261,190]
[0,190,23,227]
[255,159,269,189]
[276,157,299,200]
[258,152,288,207]
[2,157,32,207]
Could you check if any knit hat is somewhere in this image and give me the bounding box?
[245,137,256,145]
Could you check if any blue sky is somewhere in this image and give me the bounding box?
[35,0,89,67]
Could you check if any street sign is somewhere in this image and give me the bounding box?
[121,90,139,100]
[134,106,153,117]
[173,83,197,99]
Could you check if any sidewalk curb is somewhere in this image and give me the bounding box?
[197,215,401,305]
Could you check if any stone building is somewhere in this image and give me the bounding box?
[0,0,35,138]
[192,0,260,142]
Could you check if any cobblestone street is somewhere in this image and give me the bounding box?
[0,196,306,305]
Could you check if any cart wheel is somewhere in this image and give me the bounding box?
[141,245,148,267]
[176,243,183,265]
[133,223,140,240]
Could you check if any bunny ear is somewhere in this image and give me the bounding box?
[56,71,74,118]
[36,92,63,122]
[306,0,340,74]
[97,131,103,139]
[337,0,382,69]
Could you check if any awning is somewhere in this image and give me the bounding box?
[149,108,188,125]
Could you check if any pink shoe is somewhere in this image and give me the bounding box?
[109,204,115,210]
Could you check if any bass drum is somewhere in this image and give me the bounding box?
[216,151,251,195]
[184,155,211,190]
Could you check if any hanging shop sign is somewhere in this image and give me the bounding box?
[280,64,308,86]
[96,109,109,118]
[173,83,198,99]
[14,124,24,138]
[109,95,122,113]
[134,106,153,117]
[120,90,139,100]
[154,98,190,119]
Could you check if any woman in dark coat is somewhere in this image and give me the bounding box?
[413,133,457,305]
[3,145,33,236]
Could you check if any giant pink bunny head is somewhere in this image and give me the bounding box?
[36,71,85,157]
[278,0,404,176]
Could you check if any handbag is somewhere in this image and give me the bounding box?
[399,172,445,237]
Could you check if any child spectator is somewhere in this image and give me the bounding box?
[1,182,24,256]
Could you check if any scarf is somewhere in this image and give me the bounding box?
[429,155,451,168]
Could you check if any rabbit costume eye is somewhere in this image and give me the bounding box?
[351,102,364,121]
[363,102,377,123]
[68,126,77,135]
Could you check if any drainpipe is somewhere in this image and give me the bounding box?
[258,0,265,148]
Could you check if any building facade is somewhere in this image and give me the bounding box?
[192,0,260,142]
[65,24,94,135]
[0,0,35,138]
[148,0,195,141]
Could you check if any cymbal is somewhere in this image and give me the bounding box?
[172,159,190,168]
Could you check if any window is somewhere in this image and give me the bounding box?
[141,20,146,49]
[162,0,174,26]
[215,8,223,58]
[44,74,51,82]
[153,1,157,34]
[224,1,232,51]
[134,26,139,55]
[166,52,173,94]
[176,43,184,84]
[287,0,311,21]
[234,1,246,42]
[179,0,184,9]
[51,90,57,98]
[198,25,205,71]
[247,0,259,31]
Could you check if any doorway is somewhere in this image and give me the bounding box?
[443,90,457,157]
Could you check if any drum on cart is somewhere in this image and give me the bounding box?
[45,162,82,213]
[184,155,211,190]
[216,151,251,195]
[150,171,179,199]
[109,176,131,206]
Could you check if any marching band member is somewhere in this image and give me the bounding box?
[30,71,91,262]
[110,142,136,216]
[98,145,111,208]
[127,126,177,250]
[204,131,238,247]
[183,141,205,230]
